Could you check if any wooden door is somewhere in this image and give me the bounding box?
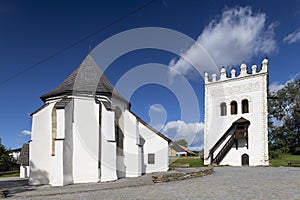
[242,154,249,166]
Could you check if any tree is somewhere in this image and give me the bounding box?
[173,139,188,147]
[268,79,300,155]
[0,138,17,172]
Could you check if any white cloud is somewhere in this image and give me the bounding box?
[269,81,284,94]
[169,6,277,80]
[269,73,300,94]
[19,129,31,136]
[148,104,167,132]
[149,104,165,112]
[283,28,300,44]
[162,120,204,149]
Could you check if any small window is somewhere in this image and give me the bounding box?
[242,99,249,114]
[148,153,155,164]
[220,102,227,116]
[231,101,238,115]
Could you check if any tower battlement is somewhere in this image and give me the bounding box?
[204,58,268,84]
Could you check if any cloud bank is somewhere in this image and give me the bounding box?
[169,6,277,79]
[162,120,204,150]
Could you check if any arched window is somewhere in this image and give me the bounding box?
[231,101,237,115]
[242,99,249,114]
[220,102,227,116]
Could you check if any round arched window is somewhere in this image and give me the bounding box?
[220,102,227,116]
[231,101,238,115]
[242,99,249,114]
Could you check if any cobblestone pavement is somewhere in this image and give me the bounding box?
[2,167,300,200]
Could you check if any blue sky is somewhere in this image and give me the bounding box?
[1,0,300,150]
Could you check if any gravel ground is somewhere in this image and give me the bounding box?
[2,167,300,200]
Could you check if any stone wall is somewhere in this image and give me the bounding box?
[152,167,214,183]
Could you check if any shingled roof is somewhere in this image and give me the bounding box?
[170,143,196,156]
[40,55,127,103]
[17,144,29,166]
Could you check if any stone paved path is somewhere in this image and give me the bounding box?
[2,167,300,199]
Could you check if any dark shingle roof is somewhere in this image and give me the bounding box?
[40,55,127,103]
[233,117,250,125]
[17,144,29,166]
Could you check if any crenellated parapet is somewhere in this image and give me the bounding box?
[204,58,268,84]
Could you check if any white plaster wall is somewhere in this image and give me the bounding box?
[49,108,65,186]
[212,127,235,161]
[49,140,64,186]
[72,98,99,183]
[204,72,269,166]
[123,111,140,177]
[20,166,30,178]
[100,103,117,182]
[11,152,20,160]
[29,103,55,185]
[135,115,169,173]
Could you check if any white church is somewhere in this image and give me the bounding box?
[29,55,171,186]
[28,53,269,186]
[203,58,269,166]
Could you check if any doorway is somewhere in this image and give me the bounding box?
[241,154,249,166]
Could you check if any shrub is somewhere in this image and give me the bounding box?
[269,149,283,159]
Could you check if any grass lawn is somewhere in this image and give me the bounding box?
[271,154,300,167]
[169,157,204,169]
[0,172,19,178]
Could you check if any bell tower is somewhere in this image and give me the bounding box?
[204,59,269,166]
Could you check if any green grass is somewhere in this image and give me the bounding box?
[271,154,300,167]
[169,157,204,169]
[0,172,19,178]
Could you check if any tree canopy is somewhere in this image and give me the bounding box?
[0,138,17,172]
[268,79,300,154]
[172,139,188,147]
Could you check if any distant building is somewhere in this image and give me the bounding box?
[29,55,170,186]
[9,147,22,161]
[169,144,196,157]
[17,144,29,178]
[204,59,269,166]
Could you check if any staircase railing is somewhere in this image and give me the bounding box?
[212,133,235,164]
[208,117,250,165]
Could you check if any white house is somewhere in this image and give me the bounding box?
[17,144,30,178]
[204,59,269,166]
[29,55,171,186]
[169,144,196,157]
[9,147,21,161]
